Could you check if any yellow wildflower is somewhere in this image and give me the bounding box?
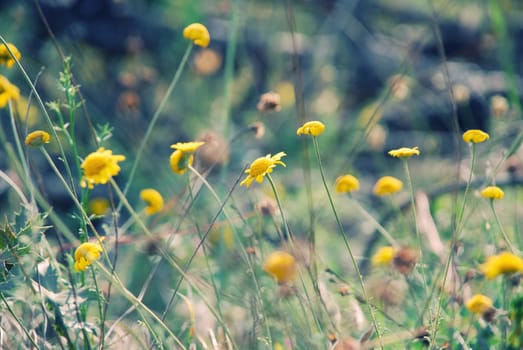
[388,146,420,159]
[296,120,325,136]
[462,129,489,143]
[0,75,20,108]
[80,148,126,189]
[240,152,286,187]
[140,188,164,215]
[480,186,504,200]
[0,43,21,68]
[373,176,403,196]
[479,251,523,280]
[171,141,205,153]
[335,174,360,193]
[371,246,396,267]
[183,23,210,48]
[263,251,297,283]
[466,294,494,315]
[24,130,50,147]
[74,241,103,272]
[169,141,205,175]
[88,197,110,216]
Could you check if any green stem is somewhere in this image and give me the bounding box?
[456,144,476,233]
[490,200,516,253]
[95,264,186,349]
[0,293,40,349]
[311,137,382,347]
[348,197,398,246]
[402,158,428,295]
[121,44,192,199]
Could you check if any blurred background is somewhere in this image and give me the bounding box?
[2,0,523,311]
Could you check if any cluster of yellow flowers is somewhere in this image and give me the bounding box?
[0,43,21,109]
[72,22,212,272]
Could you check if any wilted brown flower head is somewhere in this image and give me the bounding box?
[257,91,282,112]
[197,131,230,167]
[366,275,406,307]
[393,246,419,274]
[249,121,266,139]
[333,337,361,350]
[256,197,279,217]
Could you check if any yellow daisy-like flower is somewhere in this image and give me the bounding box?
[462,129,490,143]
[88,197,110,216]
[466,294,494,315]
[80,147,126,189]
[296,120,325,136]
[183,23,210,48]
[479,251,523,280]
[0,75,20,108]
[373,176,403,196]
[371,246,397,267]
[480,186,504,200]
[335,174,360,193]
[169,141,205,175]
[24,130,50,147]
[388,146,420,159]
[140,188,164,215]
[0,43,21,68]
[240,152,286,187]
[170,141,205,153]
[263,251,297,283]
[74,241,103,272]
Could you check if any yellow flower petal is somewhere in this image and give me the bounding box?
[0,75,20,108]
[388,146,420,158]
[263,251,297,283]
[296,120,325,136]
[466,294,494,315]
[462,129,489,143]
[479,251,523,280]
[74,242,103,272]
[240,152,286,188]
[371,246,396,267]
[373,176,403,196]
[335,174,360,193]
[24,130,50,147]
[140,188,164,215]
[0,43,21,69]
[480,186,504,199]
[80,148,125,189]
[183,23,210,48]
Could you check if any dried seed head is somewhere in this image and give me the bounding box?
[197,131,230,167]
[249,121,266,139]
[393,246,419,274]
[256,197,279,217]
[257,91,282,112]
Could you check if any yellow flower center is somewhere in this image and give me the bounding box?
[83,155,110,176]
[248,157,273,177]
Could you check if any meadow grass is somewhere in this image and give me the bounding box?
[1,3,523,350]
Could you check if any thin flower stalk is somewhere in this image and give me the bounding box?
[456,143,477,233]
[161,168,248,348]
[108,178,231,339]
[0,35,77,196]
[95,264,187,349]
[266,173,324,334]
[401,158,429,295]
[311,137,382,347]
[489,200,516,253]
[348,197,398,246]
[122,43,193,200]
